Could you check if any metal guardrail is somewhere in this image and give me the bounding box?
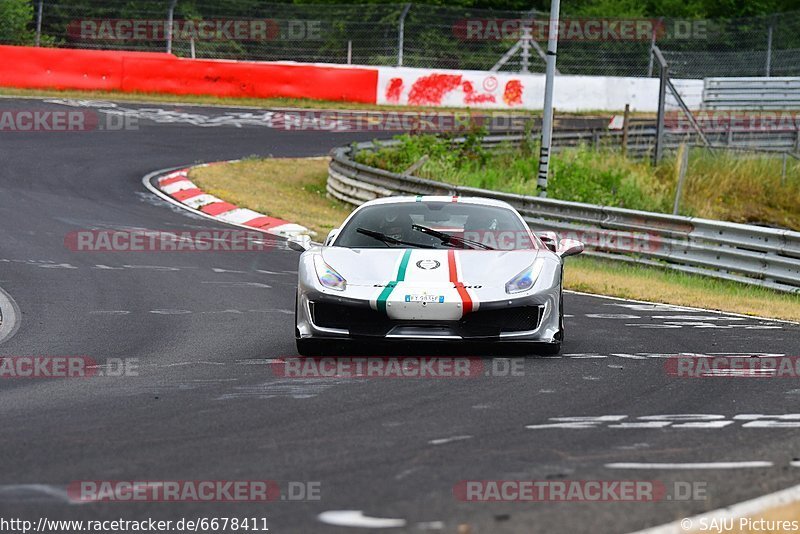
[327,137,800,294]
[703,77,800,110]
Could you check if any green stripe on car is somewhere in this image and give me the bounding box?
[376,249,412,314]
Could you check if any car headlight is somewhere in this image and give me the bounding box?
[314,255,346,291]
[505,260,544,294]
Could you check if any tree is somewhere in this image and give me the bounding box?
[0,0,35,44]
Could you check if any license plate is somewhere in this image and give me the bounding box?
[404,294,445,303]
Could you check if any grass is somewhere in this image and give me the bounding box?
[190,157,351,237]
[189,156,800,322]
[355,133,800,230]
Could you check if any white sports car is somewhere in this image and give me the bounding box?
[288,196,583,355]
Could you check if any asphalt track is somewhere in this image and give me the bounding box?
[0,97,799,534]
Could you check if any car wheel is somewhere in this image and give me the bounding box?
[556,288,564,343]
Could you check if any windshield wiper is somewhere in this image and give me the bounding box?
[356,228,435,248]
[411,224,494,250]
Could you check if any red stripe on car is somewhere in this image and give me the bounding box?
[447,249,473,314]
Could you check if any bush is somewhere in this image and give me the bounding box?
[0,0,35,45]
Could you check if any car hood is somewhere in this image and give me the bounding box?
[321,247,542,287]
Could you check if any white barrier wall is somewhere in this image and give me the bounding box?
[377,66,703,112]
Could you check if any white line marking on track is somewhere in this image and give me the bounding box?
[428,435,472,446]
[0,484,83,505]
[37,263,77,269]
[318,510,406,529]
[607,462,773,469]
[586,313,641,319]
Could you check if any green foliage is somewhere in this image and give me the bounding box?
[549,147,673,212]
[0,0,35,45]
[354,133,800,230]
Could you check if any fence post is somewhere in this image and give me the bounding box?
[397,3,411,67]
[782,153,788,184]
[654,54,668,166]
[166,0,177,54]
[347,40,352,65]
[34,0,44,46]
[520,24,531,73]
[535,0,561,198]
[672,143,689,215]
[647,17,662,77]
[766,15,774,77]
[621,103,630,156]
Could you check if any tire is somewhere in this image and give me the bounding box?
[555,287,565,343]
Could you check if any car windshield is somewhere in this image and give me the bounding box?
[333,201,538,250]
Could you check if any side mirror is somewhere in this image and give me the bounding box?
[325,228,340,247]
[287,234,312,252]
[557,238,584,258]
[537,231,559,253]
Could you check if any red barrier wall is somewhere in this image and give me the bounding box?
[0,45,378,103]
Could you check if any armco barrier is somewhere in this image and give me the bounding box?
[327,137,800,294]
[0,45,378,103]
[703,77,800,110]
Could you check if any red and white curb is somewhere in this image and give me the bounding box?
[143,163,311,239]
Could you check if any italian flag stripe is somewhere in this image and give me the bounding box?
[447,249,473,314]
[376,249,412,314]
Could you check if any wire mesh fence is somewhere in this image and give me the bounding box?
[4,1,800,78]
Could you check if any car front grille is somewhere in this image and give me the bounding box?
[310,301,386,330]
[462,306,544,334]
